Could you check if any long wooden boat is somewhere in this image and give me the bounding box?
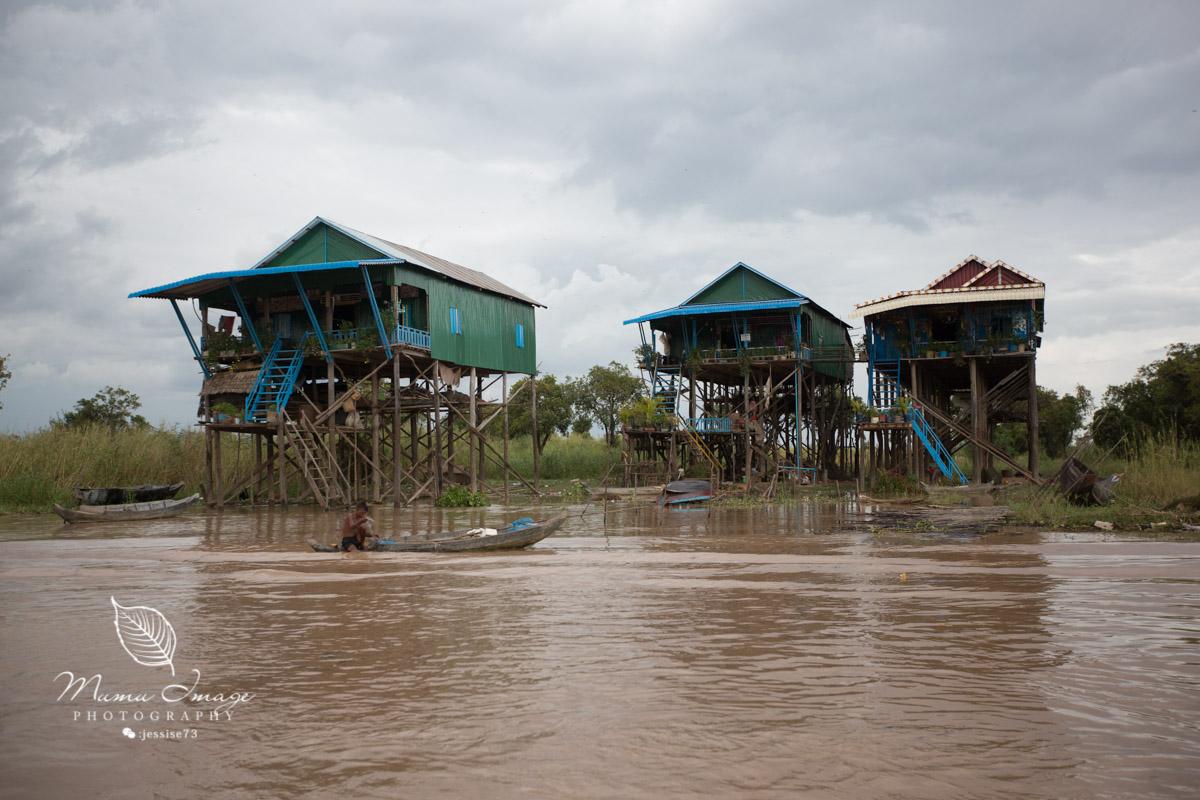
[658,479,712,507]
[73,482,184,506]
[54,493,202,523]
[308,514,566,553]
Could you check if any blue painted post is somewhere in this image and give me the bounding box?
[227,280,263,354]
[290,273,333,363]
[171,299,212,378]
[360,265,392,360]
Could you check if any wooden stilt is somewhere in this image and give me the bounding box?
[531,374,540,487]
[1027,354,1039,480]
[502,372,510,505]
[469,367,478,492]
[432,362,443,495]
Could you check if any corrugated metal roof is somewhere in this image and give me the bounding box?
[255,217,544,307]
[128,259,398,300]
[623,298,808,325]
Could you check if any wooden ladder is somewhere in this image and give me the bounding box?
[282,411,349,509]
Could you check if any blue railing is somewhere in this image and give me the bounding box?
[244,334,308,423]
[320,325,431,351]
[908,405,969,485]
[686,417,732,433]
[393,324,431,350]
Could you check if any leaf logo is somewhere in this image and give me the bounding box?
[110,596,177,676]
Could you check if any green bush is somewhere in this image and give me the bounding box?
[435,485,489,507]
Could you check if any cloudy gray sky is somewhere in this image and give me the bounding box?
[2,0,1198,430]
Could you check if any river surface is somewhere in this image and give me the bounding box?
[1,503,1198,799]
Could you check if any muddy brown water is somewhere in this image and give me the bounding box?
[1,503,1198,799]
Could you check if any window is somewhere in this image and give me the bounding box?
[449,306,462,335]
[515,323,525,348]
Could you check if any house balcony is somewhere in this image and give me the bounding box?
[322,325,431,352]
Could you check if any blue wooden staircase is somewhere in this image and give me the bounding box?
[907,404,969,485]
[244,334,308,423]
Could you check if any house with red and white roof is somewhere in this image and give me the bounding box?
[851,256,1044,486]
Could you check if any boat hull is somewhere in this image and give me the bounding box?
[73,483,184,506]
[309,515,565,553]
[54,493,202,523]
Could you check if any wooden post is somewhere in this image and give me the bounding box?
[266,433,275,504]
[277,415,287,506]
[325,291,336,491]
[502,372,510,505]
[253,431,262,504]
[213,429,224,508]
[1027,354,1039,480]
[392,347,402,508]
[469,367,478,492]
[371,375,381,503]
[203,396,213,507]
[742,369,751,485]
[531,374,540,487]
[970,357,984,484]
[432,362,444,495]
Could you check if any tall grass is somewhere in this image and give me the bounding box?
[1004,435,1200,528]
[485,434,622,482]
[0,427,624,512]
[0,425,210,512]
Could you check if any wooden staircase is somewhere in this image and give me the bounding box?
[280,410,351,509]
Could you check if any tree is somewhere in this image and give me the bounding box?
[988,384,1092,458]
[1039,385,1093,457]
[506,375,577,450]
[56,386,149,429]
[570,415,593,437]
[1092,343,1200,448]
[0,354,10,412]
[576,361,644,445]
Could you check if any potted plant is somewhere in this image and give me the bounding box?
[869,406,880,424]
[897,396,911,420]
[633,343,656,370]
[265,404,279,424]
[211,401,241,423]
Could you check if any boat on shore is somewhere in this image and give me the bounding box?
[54,493,202,523]
[72,483,184,506]
[658,479,712,507]
[308,514,566,553]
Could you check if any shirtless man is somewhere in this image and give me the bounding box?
[339,501,375,551]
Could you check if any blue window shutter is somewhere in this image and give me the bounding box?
[515,323,525,348]
[450,306,461,335]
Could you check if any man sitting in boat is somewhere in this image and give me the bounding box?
[339,502,376,551]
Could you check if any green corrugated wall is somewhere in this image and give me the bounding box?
[685,266,796,305]
[263,226,382,267]
[387,266,536,375]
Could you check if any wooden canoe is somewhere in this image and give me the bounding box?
[73,482,184,505]
[54,493,202,523]
[658,479,712,507]
[308,514,566,553]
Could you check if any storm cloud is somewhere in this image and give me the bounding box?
[1,1,1199,429]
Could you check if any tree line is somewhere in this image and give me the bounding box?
[3,344,1197,458]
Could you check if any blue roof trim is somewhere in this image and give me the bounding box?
[623,298,808,325]
[128,259,401,299]
[680,261,804,306]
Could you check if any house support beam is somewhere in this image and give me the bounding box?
[227,280,263,353]
[170,299,212,379]
[291,273,333,363]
